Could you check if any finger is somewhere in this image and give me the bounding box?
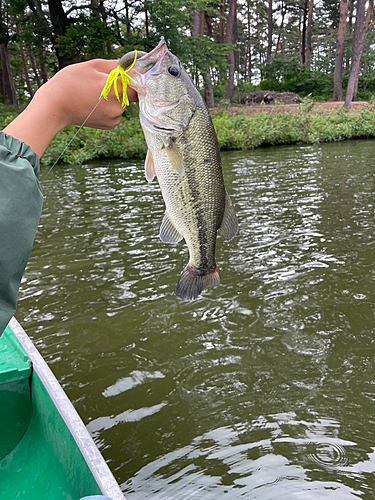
[89,59,121,74]
[127,86,138,103]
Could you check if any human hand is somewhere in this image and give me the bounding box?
[3,59,138,157]
[40,59,138,130]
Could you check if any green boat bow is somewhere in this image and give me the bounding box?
[0,318,125,500]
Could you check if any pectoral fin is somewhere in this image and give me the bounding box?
[145,149,156,182]
[219,191,238,241]
[162,138,185,177]
[160,212,183,244]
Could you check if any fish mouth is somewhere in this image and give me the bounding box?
[119,37,167,74]
[138,38,168,71]
[125,38,168,78]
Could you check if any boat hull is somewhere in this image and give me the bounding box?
[0,318,125,500]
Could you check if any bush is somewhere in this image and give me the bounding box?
[212,102,375,150]
[42,110,147,166]
[256,56,334,101]
[3,101,375,165]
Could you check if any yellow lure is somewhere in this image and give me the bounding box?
[100,50,137,107]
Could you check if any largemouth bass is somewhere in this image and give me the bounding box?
[121,39,238,301]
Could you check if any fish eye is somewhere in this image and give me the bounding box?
[168,65,180,77]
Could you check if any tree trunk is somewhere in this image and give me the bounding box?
[245,1,250,80]
[225,51,236,100]
[257,24,262,67]
[16,24,34,98]
[204,72,215,109]
[246,1,252,80]
[300,0,308,65]
[29,0,49,83]
[20,47,34,98]
[224,0,237,101]
[274,1,286,58]
[90,0,102,19]
[305,0,314,69]
[192,9,203,88]
[192,9,204,36]
[124,0,131,35]
[40,62,48,84]
[0,44,18,105]
[333,0,348,101]
[266,0,273,64]
[0,67,4,104]
[0,4,17,105]
[29,52,41,88]
[205,11,213,37]
[145,7,149,37]
[344,0,374,108]
[345,0,355,70]
[192,9,215,108]
[219,0,225,44]
[47,0,73,68]
[204,12,214,108]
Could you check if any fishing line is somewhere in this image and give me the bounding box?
[42,51,137,182]
[42,98,103,181]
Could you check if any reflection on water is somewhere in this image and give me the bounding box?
[18,141,375,498]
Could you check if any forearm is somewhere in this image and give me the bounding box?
[3,90,63,158]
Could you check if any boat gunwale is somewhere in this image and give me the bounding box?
[9,317,125,500]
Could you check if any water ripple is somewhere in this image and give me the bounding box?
[17,144,375,499]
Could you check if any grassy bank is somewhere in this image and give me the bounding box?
[2,100,375,166]
[213,99,375,150]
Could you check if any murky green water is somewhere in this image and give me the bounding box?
[18,141,375,498]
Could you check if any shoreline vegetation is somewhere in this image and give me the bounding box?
[3,99,375,166]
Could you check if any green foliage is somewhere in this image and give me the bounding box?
[5,0,375,107]
[43,102,375,165]
[182,37,231,80]
[42,108,147,166]
[0,104,18,129]
[258,56,334,100]
[4,102,375,166]
[56,17,117,62]
[212,103,375,150]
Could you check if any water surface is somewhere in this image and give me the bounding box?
[18,141,375,498]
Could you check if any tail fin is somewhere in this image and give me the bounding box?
[175,264,221,301]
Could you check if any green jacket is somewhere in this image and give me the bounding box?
[0,132,43,334]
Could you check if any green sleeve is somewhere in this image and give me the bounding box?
[0,132,44,334]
